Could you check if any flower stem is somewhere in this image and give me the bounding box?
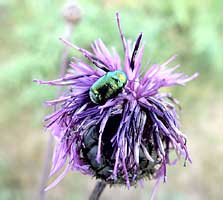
[37,4,76,200]
[89,181,107,200]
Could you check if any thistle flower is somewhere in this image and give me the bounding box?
[35,13,198,193]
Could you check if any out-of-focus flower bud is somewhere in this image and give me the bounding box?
[62,1,82,24]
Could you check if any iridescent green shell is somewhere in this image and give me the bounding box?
[89,70,127,104]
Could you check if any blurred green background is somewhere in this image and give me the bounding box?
[0,0,222,199]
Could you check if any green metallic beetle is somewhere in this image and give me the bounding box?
[89,70,127,104]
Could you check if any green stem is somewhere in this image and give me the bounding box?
[89,181,107,200]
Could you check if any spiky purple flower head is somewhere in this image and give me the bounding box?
[35,13,198,194]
